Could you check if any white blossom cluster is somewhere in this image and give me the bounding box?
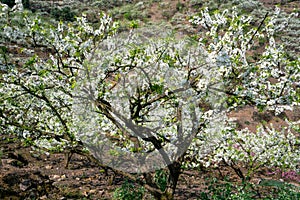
[184,7,300,174]
[72,32,212,171]
[0,4,299,174]
[0,6,118,151]
[187,117,300,173]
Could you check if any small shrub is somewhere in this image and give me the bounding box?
[154,169,168,192]
[109,4,147,21]
[129,20,139,29]
[260,179,300,199]
[50,6,75,22]
[22,0,29,9]
[113,180,145,200]
[200,177,256,200]
[190,0,204,9]
[201,177,300,199]
[92,0,124,9]
[176,1,185,12]
[161,10,175,20]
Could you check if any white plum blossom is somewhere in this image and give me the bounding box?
[0,3,299,189]
[12,0,23,11]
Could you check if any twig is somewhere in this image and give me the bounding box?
[246,12,269,47]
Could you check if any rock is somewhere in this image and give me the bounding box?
[19,179,31,191]
[45,165,53,170]
[40,195,48,199]
[89,189,97,194]
[50,175,61,180]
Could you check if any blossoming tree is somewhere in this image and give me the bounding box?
[0,2,299,199]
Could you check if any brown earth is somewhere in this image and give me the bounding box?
[260,0,300,13]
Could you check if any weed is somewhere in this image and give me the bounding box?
[50,6,76,21]
[200,176,300,199]
[244,121,251,125]
[176,1,185,12]
[154,169,168,192]
[113,180,144,200]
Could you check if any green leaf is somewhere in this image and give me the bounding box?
[150,83,164,94]
[259,179,287,187]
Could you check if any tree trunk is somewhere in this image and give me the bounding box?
[161,161,182,200]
